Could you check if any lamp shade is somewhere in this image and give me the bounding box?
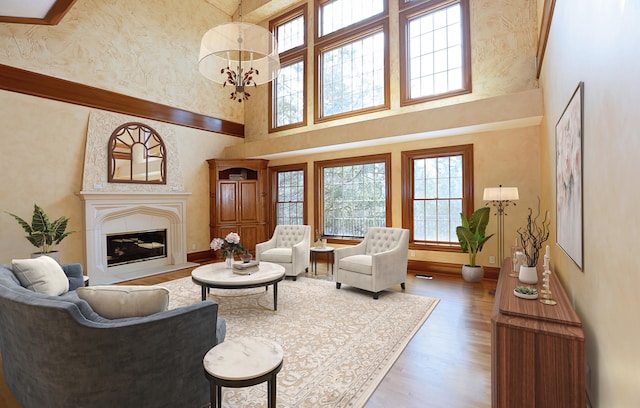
[483,186,519,201]
[198,22,280,86]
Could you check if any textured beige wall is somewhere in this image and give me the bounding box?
[0,0,242,123]
[266,125,540,268]
[0,90,239,265]
[244,0,538,140]
[0,0,245,265]
[539,0,640,405]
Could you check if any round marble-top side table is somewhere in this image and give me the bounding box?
[310,246,335,276]
[203,336,284,408]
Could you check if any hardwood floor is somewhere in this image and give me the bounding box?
[0,264,495,407]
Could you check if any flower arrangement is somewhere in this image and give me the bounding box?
[210,232,244,258]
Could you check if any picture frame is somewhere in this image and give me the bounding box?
[556,82,584,270]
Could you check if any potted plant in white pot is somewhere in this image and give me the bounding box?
[456,207,494,282]
[516,198,550,284]
[6,204,76,263]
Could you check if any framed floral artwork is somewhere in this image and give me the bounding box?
[556,82,584,269]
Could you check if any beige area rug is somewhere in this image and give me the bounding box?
[163,276,439,408]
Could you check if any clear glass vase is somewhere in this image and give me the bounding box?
[225,256,234,268]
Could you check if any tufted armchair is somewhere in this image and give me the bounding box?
[334,227,409,299]
[256,225,311,280]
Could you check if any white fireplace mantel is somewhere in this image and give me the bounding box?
[79,191,197,285]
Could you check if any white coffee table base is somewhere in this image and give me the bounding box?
[203,336,284,408]
[191,261,286,310]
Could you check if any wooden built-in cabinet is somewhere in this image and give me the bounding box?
[491,259,585,407]
[207,159,269,257]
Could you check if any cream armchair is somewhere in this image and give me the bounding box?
[334,227,409,299]
[256,225,311,280]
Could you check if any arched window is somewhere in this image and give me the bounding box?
[108,122,166,184]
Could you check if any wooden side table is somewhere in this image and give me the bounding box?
[310,246,334,275]
[203,336,284,408]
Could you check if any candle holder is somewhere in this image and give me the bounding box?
[539,246,557,305]
[510,245,523,278]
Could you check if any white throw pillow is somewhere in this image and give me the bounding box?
[76,285,169,319]
[12,255,69,296]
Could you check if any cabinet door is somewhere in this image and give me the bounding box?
[239,181,259,223]
[218,181,238,223]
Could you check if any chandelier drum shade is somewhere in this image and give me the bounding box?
[198,22,280,102]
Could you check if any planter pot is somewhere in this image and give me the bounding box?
[31,251,61,264]
[519,265,538,284]
[462,265,484,283]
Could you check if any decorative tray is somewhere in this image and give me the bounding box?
[513,288,538,300]
[232,261,259,270]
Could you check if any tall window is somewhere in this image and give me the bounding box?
[402,145,473,250]
[318,0,386,36]
[273,58,305,128]
[315,154,391,240]
[400,0,471,106]
[270,6,307,132]
[315,0,389,122]
[269,164,307,227]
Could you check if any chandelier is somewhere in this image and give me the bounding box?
[198,3,280,103]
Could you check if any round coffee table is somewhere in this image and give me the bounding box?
[203,336,284,408]
[191,261,285,310]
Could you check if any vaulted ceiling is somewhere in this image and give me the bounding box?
[0,0,300,25]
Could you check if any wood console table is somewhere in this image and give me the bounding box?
[491,259,585,407]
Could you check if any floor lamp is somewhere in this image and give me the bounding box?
[483,185,519,265]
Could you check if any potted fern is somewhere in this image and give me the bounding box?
[6,204,76,263]
[456,207,494,282]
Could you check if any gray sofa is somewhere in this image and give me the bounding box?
[0,263,225,408]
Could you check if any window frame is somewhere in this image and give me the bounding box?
[269,5,308,132]
[315,0,389,39]
[314,153,392,244]
[268,163,308,232]
[314,0,390,123]
[399,0,471,106]
[401,144,474,251]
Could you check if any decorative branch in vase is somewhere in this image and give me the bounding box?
[516,198,550,284]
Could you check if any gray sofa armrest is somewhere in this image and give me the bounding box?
[0,292,222,408]
[61,263,84,291]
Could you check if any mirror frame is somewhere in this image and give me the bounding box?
[107,122,167,184]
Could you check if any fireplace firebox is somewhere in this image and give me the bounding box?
[107,229,167,267]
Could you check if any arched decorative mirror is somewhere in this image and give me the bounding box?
[108,122,167,184]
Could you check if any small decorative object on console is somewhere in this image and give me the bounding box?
[539,245,557,305]
[514,285,538,300]
[517,197,550,284]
